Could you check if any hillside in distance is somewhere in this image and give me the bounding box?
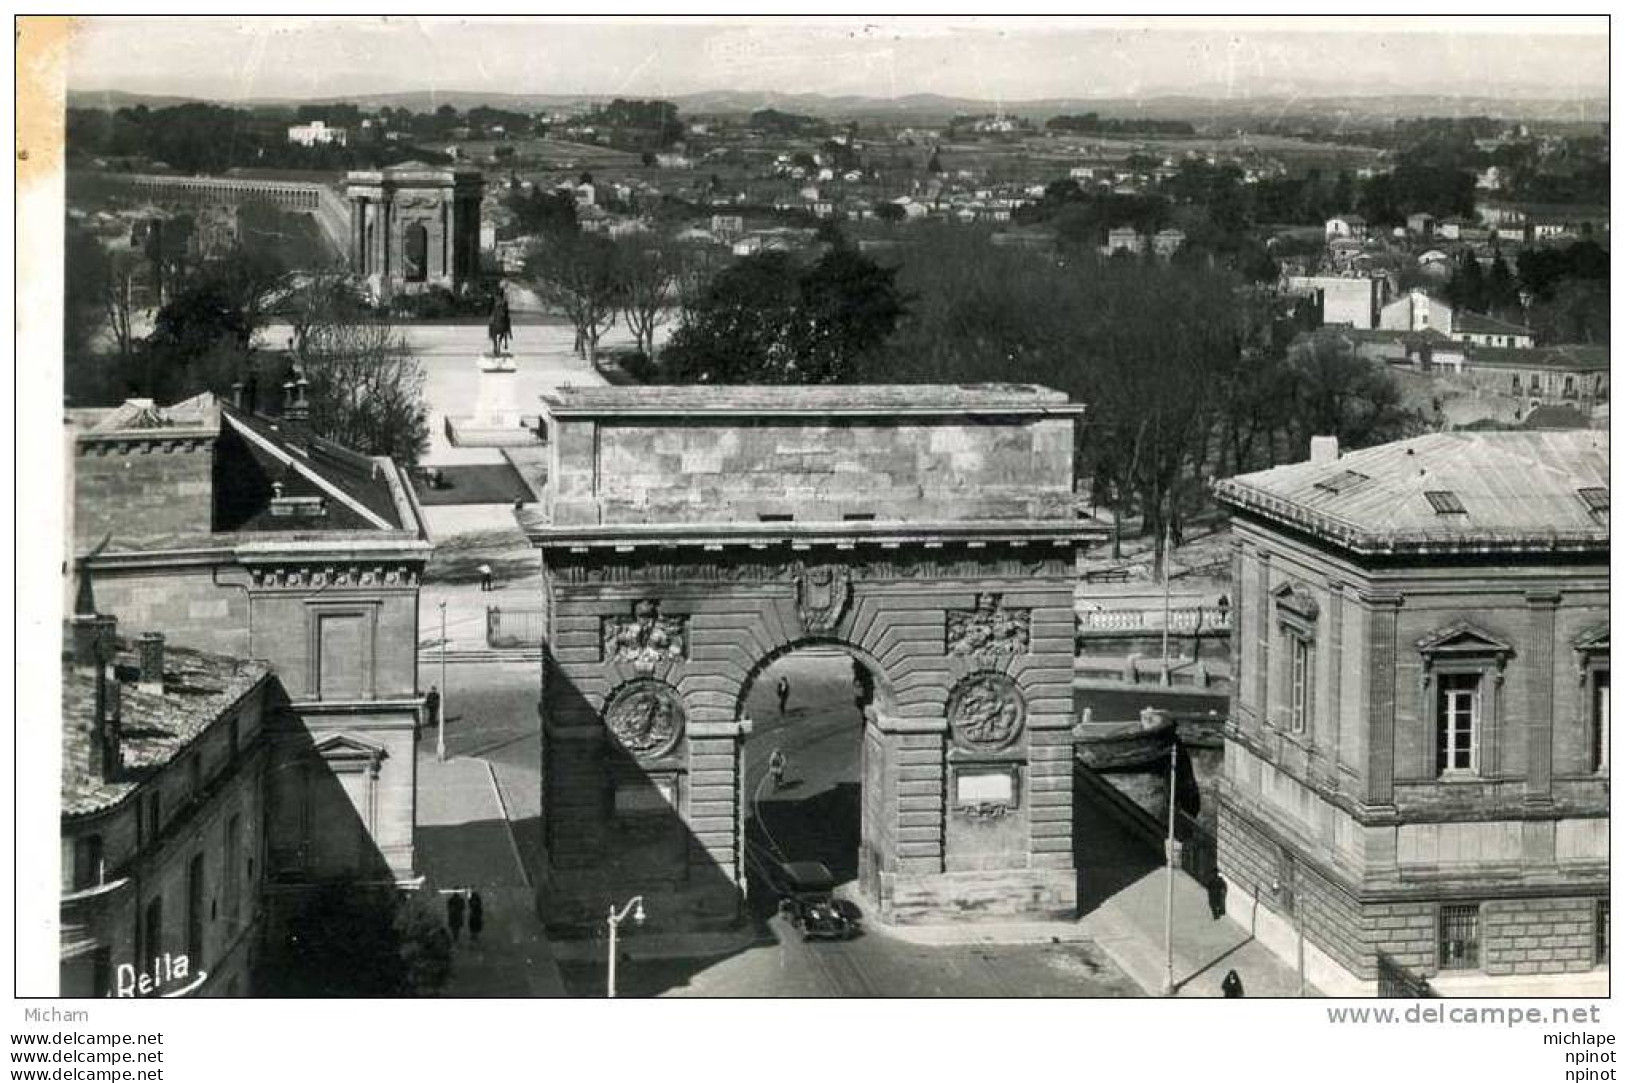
[67,87,1609,126]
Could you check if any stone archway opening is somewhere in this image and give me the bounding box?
[736,640,891,913]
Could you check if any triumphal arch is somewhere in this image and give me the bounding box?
[527,385,1103,928]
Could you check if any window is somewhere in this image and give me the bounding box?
[1436,673,1480,775]
[1288,633,1312,733]
[1511,374,1521,392]
[186,854,206,969]
[71,835,103,892]
[1565,375,1577,398]
[1424,490,1467,515]
[842,512,876,522]
[1598,901,1611,966]
[1438,903,1481,970]
[141,792,162,846]
[224,815,242,921]
[1593,669,1610,773]
[141,895,163,968]
[90,947,112,999]
[757,513,793,523]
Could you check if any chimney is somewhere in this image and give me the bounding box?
[1309,435,1341,465]
[63,613,121,783]
[138,632,165,695]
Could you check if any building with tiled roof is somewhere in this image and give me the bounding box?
[59,610,277,998]
[1213,431,1608,996]
[67,387,431,900]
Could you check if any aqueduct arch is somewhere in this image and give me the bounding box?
[527,385,1104,928]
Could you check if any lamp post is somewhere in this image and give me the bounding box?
[437,600,448,763]
[1159,516,1173,686]
[1162,739,1179,996]
[606,895,645,999]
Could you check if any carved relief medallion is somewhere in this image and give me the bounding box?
[602,599,688,672]
[947,672,1026,751]
[602,679,685,759]
[946,593,1031,659]
[794,563,851,634]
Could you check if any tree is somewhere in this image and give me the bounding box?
[661,246,905,385]
[874,202,906,224]
[300,316,431,467]
[615,235,679,359]
[526,232,621,364]
[64,221,112,361]
[1282,332,1422,455]
[260,886,450,997]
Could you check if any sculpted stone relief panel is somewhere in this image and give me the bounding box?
[602,599,688,671]
[602,678,686,760]
[946,592,1031,660]
[947,672,1026,752]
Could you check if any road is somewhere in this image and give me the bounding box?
[547,649,1141,997]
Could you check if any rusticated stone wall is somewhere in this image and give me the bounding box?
[538,543,1081,928]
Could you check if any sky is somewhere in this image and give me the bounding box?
[66,16,1609,104]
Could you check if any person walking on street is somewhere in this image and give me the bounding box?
[768,748,787,792]
[1206,873,1228,920]
[478,563,494,592]
[467,890,485,945]
[1221,969,1245,998]
[446,888,466,943]
[424,685,441,730]
[776,675,791,716]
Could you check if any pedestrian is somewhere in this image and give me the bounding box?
[467,890,485,944]
[479,563,494,592]
[776,675,791,716]
[1206,873,1228,920]
[424,685,441,729]
[1221,968,1245,998]
[768,748,787,792]
[446,888,466,943]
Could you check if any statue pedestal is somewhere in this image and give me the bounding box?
[445,352,544,449]
[475,352,520,427]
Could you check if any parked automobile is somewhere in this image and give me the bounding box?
[774,860,861,941]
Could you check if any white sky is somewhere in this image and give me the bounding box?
[66,16,1609,103]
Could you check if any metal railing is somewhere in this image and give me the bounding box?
[486,606,549,649]
[1078,605,1232,634]
[1376,952,1436,998]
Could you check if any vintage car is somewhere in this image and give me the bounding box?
[774,861,861,942]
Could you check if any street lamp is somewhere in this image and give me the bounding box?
[437,600,448,763]
[1161,739,1179,996]
[605,896,645,998]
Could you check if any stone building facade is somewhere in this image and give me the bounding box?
[343,162,484,296]
[528,385,1101,928]
[67,393,432,893]
[60,615,275,999]
[1213,431,1609,995]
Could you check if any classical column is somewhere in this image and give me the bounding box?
[1525,590,1560,804]
[1363,593,1403,808]
[348,197,365,273]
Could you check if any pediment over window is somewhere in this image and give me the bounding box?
[1573,624,1609,655]
[310,732,388,773]
[1272,582,1320,628]
[1416,621,1514,685]
[1416,621,1514,657]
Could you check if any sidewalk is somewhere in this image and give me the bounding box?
[1079,864,1318,998]
[417,754,566,997]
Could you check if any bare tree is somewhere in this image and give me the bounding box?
[526,233,621,364]
[101,249,141,363]
[301,316,430,467]
[615,234,680,358]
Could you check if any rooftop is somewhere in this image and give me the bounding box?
[1454,311,1537,338]
[1214,431,1609,556]
[62,637,273,819]
[1463,343,1610,372]
[539,383,1084,419]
